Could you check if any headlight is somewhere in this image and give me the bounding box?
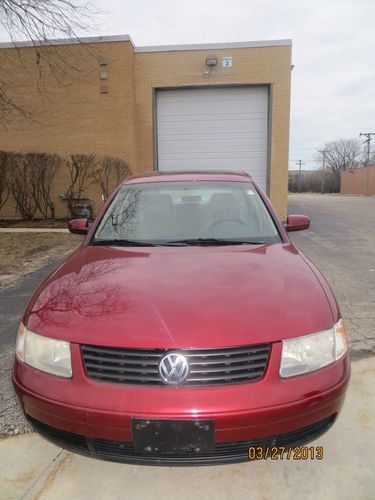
[280,319,348,378]
[15,323,72,378]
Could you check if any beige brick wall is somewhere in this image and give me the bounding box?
[0,40,137,218]
[134,46,291,218]
[0,39,291,219]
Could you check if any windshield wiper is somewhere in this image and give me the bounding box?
[162,238,266,246]
[91,238,267,247]
[91,239,156,247]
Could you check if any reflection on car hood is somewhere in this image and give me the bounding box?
[25,243,334,348]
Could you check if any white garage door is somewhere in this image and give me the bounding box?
[156,86,269,191]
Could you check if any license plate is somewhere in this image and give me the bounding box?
[131,418,214,454]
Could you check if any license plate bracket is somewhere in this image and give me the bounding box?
[131,418,214,454]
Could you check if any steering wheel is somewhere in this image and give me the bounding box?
[207,217,248,230]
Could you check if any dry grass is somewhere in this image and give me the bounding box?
[0,219,68,228]
[0,233,83,289]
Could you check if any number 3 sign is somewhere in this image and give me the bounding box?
[222,56,233,68]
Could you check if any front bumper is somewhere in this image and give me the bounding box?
[28,414,336,465]
[13,342,350,464]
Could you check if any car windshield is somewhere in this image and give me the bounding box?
[92,181,281,245]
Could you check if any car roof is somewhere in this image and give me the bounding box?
[123,170,253,185]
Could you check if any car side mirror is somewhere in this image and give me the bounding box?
[68,218,89,235]
[285,215,310,232]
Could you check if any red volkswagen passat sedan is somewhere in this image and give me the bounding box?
[13,171,350,465]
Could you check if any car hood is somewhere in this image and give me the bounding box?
[26,243,334,348]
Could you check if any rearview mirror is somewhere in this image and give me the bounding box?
[286,215,310,232]
[68,218,89,235]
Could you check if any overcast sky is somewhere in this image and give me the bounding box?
[2,0,374,169]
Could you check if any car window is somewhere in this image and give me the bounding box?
[92,181,281,244]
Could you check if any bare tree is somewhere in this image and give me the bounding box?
[1,1,94,43]
[65,153,96,217]
[316,139,362,182]
[93,156,132,199]
[0,1,98,124]
[9,153,38,219]
[0,151,11,210]
[27,152,61,218]
[288,170,339,194]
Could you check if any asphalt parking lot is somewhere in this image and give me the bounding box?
[288,194,375,358]
[0,261,64,439]
[0,193,374,499]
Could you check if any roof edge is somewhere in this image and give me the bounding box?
[135,39,292,53]
[0,34,135,49]
[0,35,291,51]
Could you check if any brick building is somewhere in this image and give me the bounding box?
[0,35,292,219]
[341,167,375,196]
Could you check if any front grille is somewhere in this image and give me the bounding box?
[81,343,271,386]
[29,415,335,466]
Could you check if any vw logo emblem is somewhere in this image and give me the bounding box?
[158,353,189,385]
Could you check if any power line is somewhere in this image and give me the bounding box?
[359,132,375,167]
[289,159,316,163]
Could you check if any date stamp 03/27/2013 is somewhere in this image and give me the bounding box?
[248,446,324,461]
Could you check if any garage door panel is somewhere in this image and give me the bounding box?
[157,162,268,189]
[159,153,268,164]
[158,132,268,142]
[156,87,269,190]
[159,160,267,171]
[158,118,267,132]
[159,160,268,169]
[158,133,267,141]
[158,103,268,116]
[158,139,267,149]
[157,87,268,102]
[159,151,268,158]
[159,139,268,153]
[158,155,268,165]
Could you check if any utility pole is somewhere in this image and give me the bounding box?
[296,160,305,174]
[319,149,328,193]
[359,132,375,195]
[296,160,305,192]
[359,132,375,167]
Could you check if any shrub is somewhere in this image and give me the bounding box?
[65,154,97,218]
[0,151,11,211]
[288,170,340,194]
[93,156,131,199]
[8,152,61,219]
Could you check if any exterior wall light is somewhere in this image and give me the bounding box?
[205,56,218,67]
